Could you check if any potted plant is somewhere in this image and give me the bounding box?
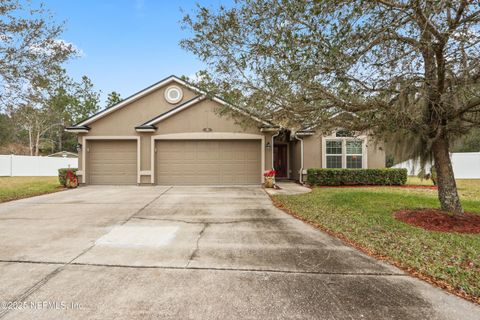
[263,169,276,188]
[65,169,78,188]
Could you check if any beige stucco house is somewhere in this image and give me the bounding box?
[66,75,385,185]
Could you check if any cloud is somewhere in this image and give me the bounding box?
[135,0,145,17]
[0,34,12,43]
[29,39,84,57]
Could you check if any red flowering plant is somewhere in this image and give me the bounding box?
[263,170,276,177]
[65,169,78,188]
[263,169,276,188]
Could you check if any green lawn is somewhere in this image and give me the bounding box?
[0,176,63,203]
[273,178,480,302]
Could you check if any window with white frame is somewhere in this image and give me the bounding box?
[326,140,343,168]
[324,131,366,169]
[346,140,363,168]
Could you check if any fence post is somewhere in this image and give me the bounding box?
[10,154,13,177]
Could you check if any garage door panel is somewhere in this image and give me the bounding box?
[156,140,261,185]
[88,140,137,185]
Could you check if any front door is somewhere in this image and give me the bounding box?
[274,144,288,178]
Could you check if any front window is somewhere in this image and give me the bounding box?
[326,140,343,168]
[325,137,365,169]
[346,140,363,168]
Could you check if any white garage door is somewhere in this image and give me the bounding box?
[156,140,261,185]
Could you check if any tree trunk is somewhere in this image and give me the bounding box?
[432,135,463,215]
[58,127,63,152]
[35,131,40,156]
[28,129,33,156]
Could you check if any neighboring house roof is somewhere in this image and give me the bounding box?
[65,125,90,133]
[66,75,272,132]
[47,151,78,158]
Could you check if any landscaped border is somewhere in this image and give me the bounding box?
[268,194,480,305]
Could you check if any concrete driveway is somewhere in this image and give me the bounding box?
[0,186,478,319]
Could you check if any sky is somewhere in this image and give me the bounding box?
[42,0,231,104]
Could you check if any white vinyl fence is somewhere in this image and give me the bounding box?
[0,155,78,177]
[392,152,480,179]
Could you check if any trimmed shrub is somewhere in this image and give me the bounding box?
[306,168,407,186]
[58,168,78,187]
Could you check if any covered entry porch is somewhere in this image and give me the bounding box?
[268,129,313,182]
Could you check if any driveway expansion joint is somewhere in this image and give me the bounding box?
[117,186,173,226]
[68,186,174,265]
[0,187,174,319]
[0,244,99,319]
[131,217,291,225]
[0,259,407,276]
[2,186,478,318]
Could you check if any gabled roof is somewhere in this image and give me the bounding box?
[66,75,272,132]
[139,95,204,127]
[71,75,180,128]
[47,151,79,158]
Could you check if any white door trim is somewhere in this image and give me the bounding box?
[81,136,140,184]
[150,132,265,184]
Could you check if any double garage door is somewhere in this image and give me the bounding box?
[87,139,261,185]
[156,140,261,185]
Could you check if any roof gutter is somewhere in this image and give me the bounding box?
[65,126,90,133]
[293,133,305,184]
[135,125,157,133]
[296,131,315,136]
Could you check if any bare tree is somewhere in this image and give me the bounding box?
[0,0,77,109]
[12,104,60,156]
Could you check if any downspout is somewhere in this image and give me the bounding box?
[271,130,280,170]
[294,133,304,184]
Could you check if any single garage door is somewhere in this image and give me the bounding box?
[156,140,261,185]
[87,140,137,185]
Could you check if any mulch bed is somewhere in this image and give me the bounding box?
[395,209,480,234]
[315,185,438,190]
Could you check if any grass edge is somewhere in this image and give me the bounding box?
[0,186,66,204]
[268,193,480,305]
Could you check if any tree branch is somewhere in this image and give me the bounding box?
[453,96,480,118]
[412,0,445,42]
[457,8,480,25]
[448,0,468,31]
[374,0,407,9]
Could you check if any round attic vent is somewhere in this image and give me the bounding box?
[164,85,183,104]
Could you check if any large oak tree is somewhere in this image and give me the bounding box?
[182,0,480,215]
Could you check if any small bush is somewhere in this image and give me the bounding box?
[430,167,437,186]
[306,168,407,186]
[385,154,395,168]
[58,168,78,187]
